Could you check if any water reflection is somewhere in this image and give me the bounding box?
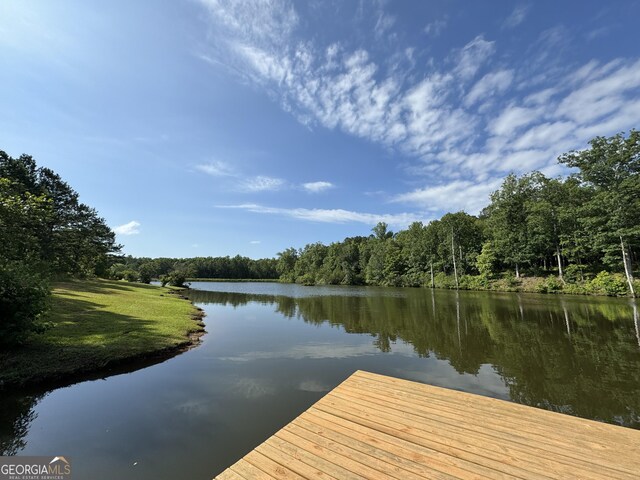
[0,393,43,455]
[1,285,639,478]
[188,287,640,427]
[634,300,639,347]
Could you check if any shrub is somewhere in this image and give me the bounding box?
[165,271,188,287]
[535,276,563,294]
[434,272,457,289]
[297,273,316,286]
[122,270,138,282]
[499,272,521,287]
[563,283,587,295]
[563,264,585,283]
[0,263,50,346]
[587,271,628,296]
[459,275,488,290]
[138,270,152,284]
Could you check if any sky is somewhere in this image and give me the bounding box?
[2,1,640,259]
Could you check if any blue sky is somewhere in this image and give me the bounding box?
[2,1,640,259]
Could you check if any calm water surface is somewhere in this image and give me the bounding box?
[1,282,639,479]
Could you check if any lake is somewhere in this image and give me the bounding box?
[1,282,639,479]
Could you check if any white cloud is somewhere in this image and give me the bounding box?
[302,181,334,193]
[511,121,576,151]
[240,176,285,192]
[502,4,530,29]
[217,204,421,227]
[488,105,543,136]
[393,179,503,215]
[556,59,640,123]
[249,240,261,244]
[113,220,141,236]
[197,2,640,201]
[464,69,514,107]
[195,161,235,176]
[452,36,495,81]
[424,18,447,37]
[199,0,298,48]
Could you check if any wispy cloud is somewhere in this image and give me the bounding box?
[249,240,261,244]
[502,4,530,29]
[464,69,514,108]
[393,179,503,215]
[302,181,334,193]
[193,161,287,193]
[424,17,447,37]
[195,161,235,176]
[453,35,495,81]
[113,220,141,235]
[240,175,285,192]
[217,204,421,227]
[198,1,640,212]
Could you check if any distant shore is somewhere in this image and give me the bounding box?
[239,273,638,298]
[0,279,205,389]
[186,278,278,283]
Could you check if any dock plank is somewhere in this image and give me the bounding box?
[214,370,640,479]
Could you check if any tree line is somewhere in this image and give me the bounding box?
[275,131,640,296]
[1,151,120,345]
[110,255,278,285]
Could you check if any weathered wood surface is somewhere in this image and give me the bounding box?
[214,370,640,479]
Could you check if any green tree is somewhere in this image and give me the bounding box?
[559,131,640,295]
[1,150,121,345]
[476,241,498,279]
[276,248,298,282]
[294,242,328,284]
[0,151,120,277]
[484,174,537,278]
[439,212,484,287]
[0,264,50,346]
[365,224,393,285]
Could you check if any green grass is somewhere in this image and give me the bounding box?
[0,279,203,387]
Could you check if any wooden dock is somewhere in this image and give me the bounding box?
[215,370,640,479]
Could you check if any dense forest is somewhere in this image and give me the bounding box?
[273,131,639,296]
[111,255,278,285]
[0,151,120,344]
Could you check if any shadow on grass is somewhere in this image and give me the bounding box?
[54,278,161,294]
[0,281,204,454]
[1,281,204,388]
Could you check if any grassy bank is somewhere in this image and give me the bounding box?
[0,279,204,387]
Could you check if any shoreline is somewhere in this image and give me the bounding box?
[186,278,278,282]
[0,281,206,390]
[269,274,638,299]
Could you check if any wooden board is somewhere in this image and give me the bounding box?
[214,370,640,479]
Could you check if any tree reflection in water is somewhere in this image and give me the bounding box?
[189,288,640,428]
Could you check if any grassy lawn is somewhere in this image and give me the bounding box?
[0,279,203,387]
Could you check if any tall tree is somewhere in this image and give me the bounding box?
[0,152,120,277]
[559,131,640,295]
[525,174,571,281]
[484,174,537,278]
